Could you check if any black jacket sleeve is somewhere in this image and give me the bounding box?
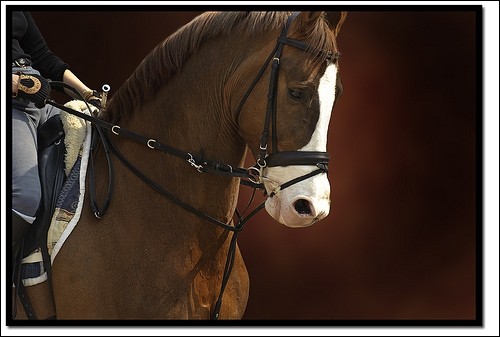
[16,12,69,81]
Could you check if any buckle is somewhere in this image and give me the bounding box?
[12,58,31,67]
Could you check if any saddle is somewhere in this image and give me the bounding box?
[21,98,95,263]
[22,114,66,261]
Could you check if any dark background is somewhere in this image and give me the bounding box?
[28,8,479,321]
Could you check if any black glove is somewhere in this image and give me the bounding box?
[16,74,51,108]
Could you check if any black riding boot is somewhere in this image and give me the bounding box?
[12,211,31,268]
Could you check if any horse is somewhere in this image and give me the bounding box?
[13,11,346,320]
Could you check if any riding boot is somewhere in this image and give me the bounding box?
[12,210,31,268]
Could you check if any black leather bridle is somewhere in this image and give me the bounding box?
[46,12,340,320]
[235,12,339,198]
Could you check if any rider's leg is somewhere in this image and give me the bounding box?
[11,66,61,267]
[11,106,41,265]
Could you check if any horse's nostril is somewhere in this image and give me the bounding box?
[294,199,312,215]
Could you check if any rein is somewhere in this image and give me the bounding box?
[47,95,265,321]
[47,95,264,226]
[45,11,338,320]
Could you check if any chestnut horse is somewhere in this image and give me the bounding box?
[15,11,346,320]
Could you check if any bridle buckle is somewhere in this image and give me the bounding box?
[248,166,262,184]
[187,153,204,173]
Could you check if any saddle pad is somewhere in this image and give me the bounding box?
[49,101,94,261]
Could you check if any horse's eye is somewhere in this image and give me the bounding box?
[288,88,303,100]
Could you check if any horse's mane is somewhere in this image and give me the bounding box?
[105,12,337,121]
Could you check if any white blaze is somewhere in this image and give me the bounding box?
[264,62,337,227]
[301,62,337,152]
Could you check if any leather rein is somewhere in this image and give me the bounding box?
[45,12,339,320]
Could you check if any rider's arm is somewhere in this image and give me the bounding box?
[18,12,69,82]
[62,69,94,100]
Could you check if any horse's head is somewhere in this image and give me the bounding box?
[236,12,346,228]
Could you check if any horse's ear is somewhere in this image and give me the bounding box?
[288,12,325,37]
[326,12,348,37]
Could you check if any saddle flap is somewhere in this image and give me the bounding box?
[23,115,66,258]
[37,115,64,153]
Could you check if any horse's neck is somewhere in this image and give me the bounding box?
[94,41,249,241]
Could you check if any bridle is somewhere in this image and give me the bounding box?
[46,12,340,320]
[235,12,339,197]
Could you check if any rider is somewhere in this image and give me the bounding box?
[11,11,101,267]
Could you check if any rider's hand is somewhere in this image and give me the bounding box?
[82,89,102,109]
[15,74,51,109]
